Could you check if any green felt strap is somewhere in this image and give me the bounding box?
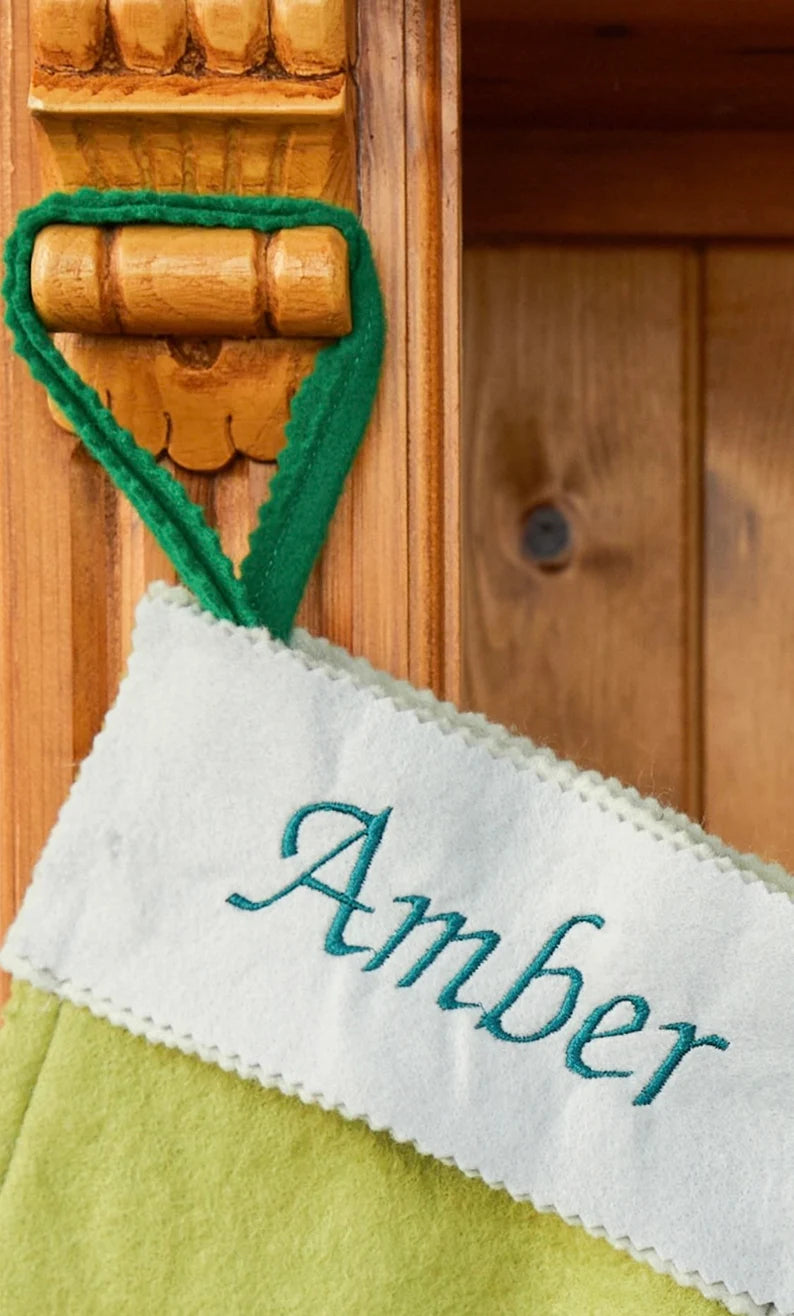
[3,190,385,638]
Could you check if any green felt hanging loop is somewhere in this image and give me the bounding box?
[3,189,385,639]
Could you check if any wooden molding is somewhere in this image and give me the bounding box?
[464,129,794,241]
[29,0,353,198]
[32,0,347,77]
[355,0,461,699]
[30,70,347,120]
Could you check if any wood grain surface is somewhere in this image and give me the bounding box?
[32,223,349,467]
[703,249,794,866]
[462,240,794,873]
[464,130,794,243]
[462,13,794,133]
[51,335,321,469]
[187,0,269,73]
[462,246,701,814]
[460,3,794,872]
[1,0,71,1004]
[27,0,358,478]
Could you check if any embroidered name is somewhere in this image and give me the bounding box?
[227,801,729,1105]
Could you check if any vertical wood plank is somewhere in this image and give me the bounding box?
[348,1,409,672]
[0,0,73,1003]
[352,0,461,693]
[70,445,114,765]
[683,251,705,822]
[462,245,700,809]
[704,247,794,867]
[404,0,461,697]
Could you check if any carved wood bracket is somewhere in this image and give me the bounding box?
[29,0,355,471]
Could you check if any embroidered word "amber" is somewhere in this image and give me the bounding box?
[227,801,729,1106]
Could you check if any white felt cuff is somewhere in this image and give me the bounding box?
[3,584,794,1316]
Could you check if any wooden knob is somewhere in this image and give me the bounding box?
[31,224,351,339]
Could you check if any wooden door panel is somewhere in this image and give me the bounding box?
[463,241,794,870]
[704,247,794,867]
[463,245,702,812]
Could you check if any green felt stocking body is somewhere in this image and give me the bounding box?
[0,983,718,1316]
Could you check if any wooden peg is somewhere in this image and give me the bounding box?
[32,0,106,72]
[266,227,351,338]
[271,0,346,75]
[187,0,269,73]
[31,225,351,339]
[108,0,188,73]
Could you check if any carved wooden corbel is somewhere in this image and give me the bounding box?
[29,0,355,472]
[31,222,351,469]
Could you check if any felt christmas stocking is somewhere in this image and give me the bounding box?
[0,190,789,1316]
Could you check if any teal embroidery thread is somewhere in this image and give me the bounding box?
[226,800,730,1105]
[565,994,651,1080]
[633,1022,730,1107]
[363,895,501,1010]
[227,802,391,956]
[477,915,606,1044]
